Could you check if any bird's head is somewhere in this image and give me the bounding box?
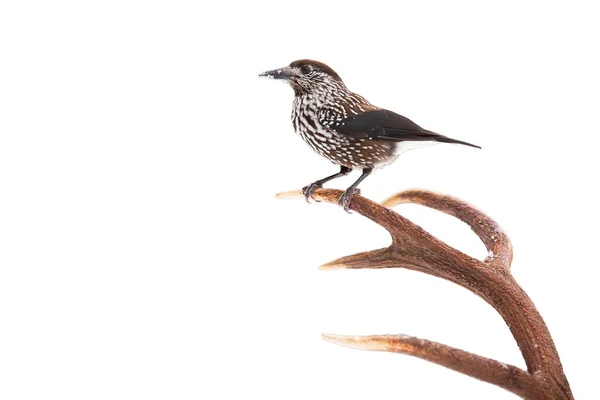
[259,59,345,95]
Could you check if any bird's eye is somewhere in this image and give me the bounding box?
[300,65,313,75]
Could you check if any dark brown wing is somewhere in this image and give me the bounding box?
[330,109,481,148]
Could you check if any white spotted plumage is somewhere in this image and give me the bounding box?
[291,80,398,169]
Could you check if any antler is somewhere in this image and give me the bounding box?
[276,188,573,400]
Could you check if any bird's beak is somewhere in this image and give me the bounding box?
[259,67,291,80]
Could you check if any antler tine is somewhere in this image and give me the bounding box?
[382,190,513,270]
[277,188,421,235]
[321,333,547,399]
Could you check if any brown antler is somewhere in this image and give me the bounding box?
[276,188,573,400]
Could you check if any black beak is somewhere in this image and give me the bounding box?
[259,67,290,80]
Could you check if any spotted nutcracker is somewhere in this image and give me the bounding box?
[260,59,480,211]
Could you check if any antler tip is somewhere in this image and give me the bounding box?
[322,333,407,352]
[318,261,349,271]
[275,190,303,199]
[321,333,365,349]
[380,194,409,208]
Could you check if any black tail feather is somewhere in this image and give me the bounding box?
[434,135,481,149]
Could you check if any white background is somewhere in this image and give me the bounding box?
[1,1,598,399]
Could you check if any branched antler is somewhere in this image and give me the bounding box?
[276,188,573,399]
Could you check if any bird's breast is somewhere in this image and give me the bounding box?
[291,98,397,169]
[292,99,348,159]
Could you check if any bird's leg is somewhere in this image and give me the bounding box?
[338,168,373,212]
[302,166,351,203]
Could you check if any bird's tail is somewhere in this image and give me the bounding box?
[424,130,481,149]
[436,136,481,149]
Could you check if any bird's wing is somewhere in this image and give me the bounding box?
[326,109,481,148]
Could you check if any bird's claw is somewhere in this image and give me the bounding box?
[302,183,322,203]
[338,188,361,212]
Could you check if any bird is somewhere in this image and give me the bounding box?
[259,59,480,211]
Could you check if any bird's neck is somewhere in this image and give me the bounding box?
[294,83,372,115]
[296,82,353,106]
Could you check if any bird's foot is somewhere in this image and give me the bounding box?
[301,183,322,203]
[338,188,361,212]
